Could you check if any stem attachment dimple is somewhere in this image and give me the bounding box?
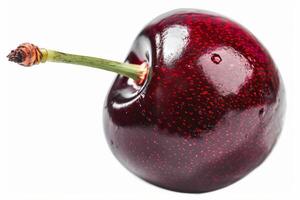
[7,43,149,84]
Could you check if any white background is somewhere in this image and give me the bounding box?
[1,0,299,199]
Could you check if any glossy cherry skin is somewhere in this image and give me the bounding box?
[103,9,285,193]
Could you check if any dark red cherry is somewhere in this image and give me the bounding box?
[103,9,285,193]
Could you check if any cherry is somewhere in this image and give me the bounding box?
[8,9,285,193]
[103,9,285,192]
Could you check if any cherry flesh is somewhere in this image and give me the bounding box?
[103,9,285,193]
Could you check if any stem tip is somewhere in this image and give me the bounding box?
[7,43,42,67]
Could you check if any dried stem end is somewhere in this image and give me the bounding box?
[7,43,43,67]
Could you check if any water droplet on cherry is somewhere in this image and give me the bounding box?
[259,108,265,117]
[211,53,222,64]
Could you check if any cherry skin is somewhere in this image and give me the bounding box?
[103,9,285,193]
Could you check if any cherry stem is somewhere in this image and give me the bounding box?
[7,43,149,84]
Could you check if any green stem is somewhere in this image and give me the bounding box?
[7,43,149,84]
[40,49,147,83]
